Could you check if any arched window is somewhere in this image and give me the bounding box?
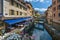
[54,14,55,17]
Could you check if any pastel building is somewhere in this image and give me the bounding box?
[45,6,53,24]
[0,0,33,34]
[0,0,32,20]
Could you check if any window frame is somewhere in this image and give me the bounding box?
[9,10,14,15]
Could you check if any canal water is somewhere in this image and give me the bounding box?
[31,23,52,40]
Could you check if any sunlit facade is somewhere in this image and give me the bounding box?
[25,2,33,16]
[46,6,52,24]
[0,0,32,20]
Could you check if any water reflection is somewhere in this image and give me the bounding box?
[32,23,52,40]
[35,23,44,31]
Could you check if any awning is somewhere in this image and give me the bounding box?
[4,17,32,25]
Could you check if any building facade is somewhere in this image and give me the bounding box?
[0,0,32,20]
[25,2,33,16]
[45,6,52,24]
[52,0,60,23]
[0,0,34,36]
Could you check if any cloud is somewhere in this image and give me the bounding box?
[40,0,44,2]
[25,0,44,2]
[34,8,47,12]
[24,0,32,2]
[24,0,38,2]
[46,1,49,3]
[25,0,50,3]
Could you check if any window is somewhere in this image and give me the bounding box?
[5,13,8,15]
[18,0,19,1]
[19,5,21,8]
[14,2,17,7]
[53,1,56,5]
[25,13,27,15]
[20,12,22,15]
[24,8,27,11]
[58,0,60,2]
[10,0,14,5]
[58,5,60,9]
[54,14,55,17]
[53,7,56,11]
[17,11,18,15]
[23,7,27,10]
[10,10,14,15]
[58,13,60,17]
[20,5,22,9]
[14,2,18,7]
[17,3,18,7]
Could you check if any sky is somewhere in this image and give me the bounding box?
[24,0,52,14]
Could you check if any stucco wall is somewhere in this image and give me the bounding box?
[3,0,31,17]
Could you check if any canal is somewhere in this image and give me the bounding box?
[3,21,53,40]
[29,23,52,40]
